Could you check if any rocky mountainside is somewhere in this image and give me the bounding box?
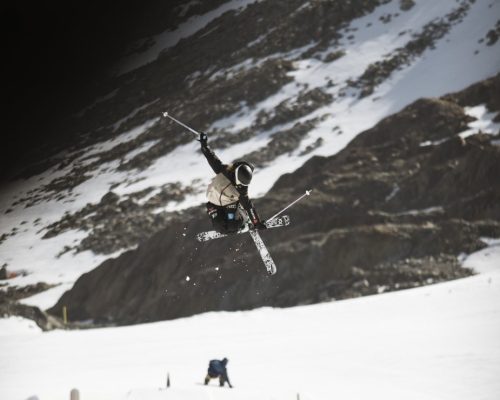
[49,74,500,325]
[1,0,499,328]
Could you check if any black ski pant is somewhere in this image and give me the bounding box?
[206,202,243,233]
[204,373,228,386]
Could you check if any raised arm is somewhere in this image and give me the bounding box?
[200,132,225,174]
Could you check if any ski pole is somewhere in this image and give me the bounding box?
[162,111,200,139]
[266,189,312,222]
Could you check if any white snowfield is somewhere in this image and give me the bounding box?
[0,0,499,302]
[0,241,499,400]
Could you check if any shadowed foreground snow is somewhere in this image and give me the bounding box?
[1,242,499,400]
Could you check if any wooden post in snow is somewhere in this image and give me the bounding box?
[70,388,79,400]
[167,372,170,388]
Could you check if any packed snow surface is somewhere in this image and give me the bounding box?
[1,242,499,400]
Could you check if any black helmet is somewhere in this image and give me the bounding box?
[234,162,253,186]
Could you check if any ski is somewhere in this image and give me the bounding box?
[249,229,277,275]
[195,191,312,275]
[196,215,290,242]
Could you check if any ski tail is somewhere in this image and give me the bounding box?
[249,230,277,275]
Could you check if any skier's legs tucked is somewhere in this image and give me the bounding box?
[206,203,226,232]
[206,202,244,233]
[224,203,244,233]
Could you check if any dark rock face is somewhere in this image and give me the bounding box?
[6,1,393,259]
[43,182,199,255]
[8,0,490,266]
[48,74,500,325]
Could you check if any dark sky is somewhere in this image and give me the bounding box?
[3,1,161,174]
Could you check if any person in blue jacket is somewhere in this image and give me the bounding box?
[204,357,233,388]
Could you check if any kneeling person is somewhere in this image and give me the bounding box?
[204,357,232,388]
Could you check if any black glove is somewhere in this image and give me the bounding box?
[253,221,267,230]
[199,131,208,146]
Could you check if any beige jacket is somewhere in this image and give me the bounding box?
[206,173,240,206]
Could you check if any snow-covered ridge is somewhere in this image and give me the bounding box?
[460,104,500,138]
[115,0,263,75]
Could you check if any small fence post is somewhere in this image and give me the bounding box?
[63,306,68,325]
[167,372,170,388]
[70,388,79,400]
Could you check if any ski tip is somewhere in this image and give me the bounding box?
[306,189,312,196]
[162,111,169,117]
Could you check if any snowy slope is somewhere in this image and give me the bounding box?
[1,242,499,400]
[0,0,499,308]
[116,0,264,75]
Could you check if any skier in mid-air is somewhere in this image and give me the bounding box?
[199,132,266,234]
[162,111,309,274]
